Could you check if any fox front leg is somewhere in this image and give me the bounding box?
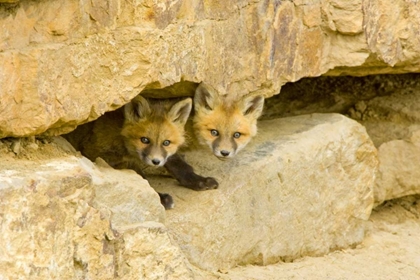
[164,153,219,191]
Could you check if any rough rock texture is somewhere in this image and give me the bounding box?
[222,195,420,279]
[354,90,420,205]
[375,134,420,206]
[150,113,377,271]
[263,73,420,206]
[0,138,204,279]
[2,0,420,137]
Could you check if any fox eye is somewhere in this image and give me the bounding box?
[140,137,150,144]
[233,132,241,139]
[162,140,171,146]
[210,129,219,137]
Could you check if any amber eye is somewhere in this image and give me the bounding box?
[210,129,219,137]
[162,140,171,146]
[233,132,241,139]
[141,137,150,144]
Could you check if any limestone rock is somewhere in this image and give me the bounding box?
[352,89,420,204]
[363,0,420,67]
[86,157,166,228]
[0,153,112,278]
[261,74,420,205]
[150,113,377,271]
[2,0,420,137]
[0,139,204,279]
[375,131,420,205]
[221,195,420,279]
[115,222,197,280]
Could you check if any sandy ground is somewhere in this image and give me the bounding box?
[221,195,420,280]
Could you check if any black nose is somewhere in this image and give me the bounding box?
[152,159,161,165]
[220,150,230,157]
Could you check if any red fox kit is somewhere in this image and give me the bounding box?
[65,95,218,209]
[122,96,191,167]
[193,83,264,159]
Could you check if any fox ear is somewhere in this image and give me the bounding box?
[124,95,151,122]
[242,95,264,118]
[194,83,218,111]
[168,98,192,126]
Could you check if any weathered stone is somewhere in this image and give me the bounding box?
[221,195,420,279]
[115,222,197,280]
[375,130,420,205]
[262,74,420,205]
[0,139,206,279]
[150,113,377,271]
[2,0,420,137]
[350,88,420,204]
[321,0,363,35]
[0,153,110,278]
[363,0,420,67]
[88,157,165,228]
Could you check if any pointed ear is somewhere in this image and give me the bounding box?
[124,95,151,122]
[194,83,218,111]
[242,95,264,118]
[168,98,192,126]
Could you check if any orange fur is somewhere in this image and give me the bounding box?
[193,83,264,159]
[121,96,192,167]
[66,96,192,170]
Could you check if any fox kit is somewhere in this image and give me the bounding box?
[193,83,264,159]
[121,96,191,167]
[65,95,218,209]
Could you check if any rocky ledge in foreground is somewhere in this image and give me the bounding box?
[0,139,200,279]
[151,113,378,272]
[0,113,377,278]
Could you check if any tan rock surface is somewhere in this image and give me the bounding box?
[115,222,199,280]
[3,116,420,279]
[357,91,420,205]
[151,113,377,271]
[262,74,420,207]
[221,195,420,279]
[2,0,420,137]
[0,137,205,279]
[375,134,420,206]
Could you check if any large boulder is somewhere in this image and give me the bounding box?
[2,0,420,137]
[151,113,378,271]
[0,138,206,279]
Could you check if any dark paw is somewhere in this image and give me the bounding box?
[195,176,219,191]
[158,192,174,210]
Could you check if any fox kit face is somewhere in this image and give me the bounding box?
[121,96,192,167]
[193,83,264,159]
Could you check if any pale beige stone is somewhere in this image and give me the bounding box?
[374,129,420,205]
[115,222,198,280]
[151,113,377,271]
[363,0,420,67]
[0,141,202,279]
[2,0,420,137]
[84,157,166,228]
[322,0,363,35]
[220,196,420,279]
[354,89,420,204]
[0,154,109,278]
